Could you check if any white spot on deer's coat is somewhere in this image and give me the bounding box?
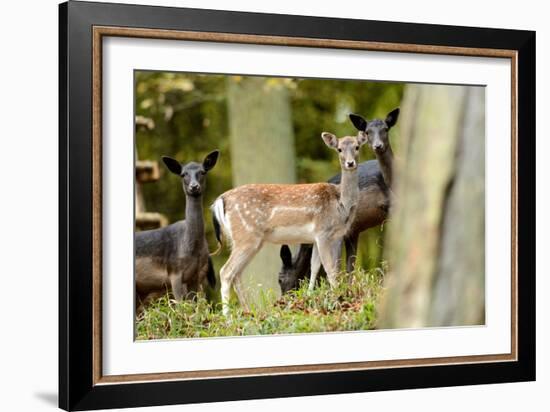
[235,204,254,232]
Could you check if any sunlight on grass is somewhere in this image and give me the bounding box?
[136,265,385,340]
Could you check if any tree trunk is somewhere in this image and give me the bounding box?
[380,85,485,328]
[226,76,296,306]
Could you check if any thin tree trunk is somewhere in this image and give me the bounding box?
[226,76,296,306]
[380,85,485,328]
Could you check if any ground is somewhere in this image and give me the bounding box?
[136,265,385,339]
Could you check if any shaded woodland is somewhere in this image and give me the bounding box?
[135,71,485,327]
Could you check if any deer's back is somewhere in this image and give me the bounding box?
[135,221,184,260]
[222,183,340,214]
[221,183,342,243]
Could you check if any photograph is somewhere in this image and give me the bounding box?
[54,1,536,409]
[133,71,485,339]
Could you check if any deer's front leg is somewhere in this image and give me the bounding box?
[332,238,344,279]
[344,233,359,273]
[170,274,187,301]
[317,238,341,288]
[308,243,322,292]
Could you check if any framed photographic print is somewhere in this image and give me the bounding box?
[59,1,536,410]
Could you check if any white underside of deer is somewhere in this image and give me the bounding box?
[212,133,367,315]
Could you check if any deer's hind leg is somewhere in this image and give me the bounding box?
[219,239,262,316]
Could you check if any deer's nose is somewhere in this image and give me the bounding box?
[189,183,200,191]
[373,143,384,152]
[346,161,356,168]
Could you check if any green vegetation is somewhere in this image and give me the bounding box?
[136,265,385,339]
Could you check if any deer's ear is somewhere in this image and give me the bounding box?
[280,245,293,268]
[385,108,400,129]
[357,131,368,146]
[349,113,368,131]
[321,132,338,149]
[162,156,182,176]
[203,150,219,172]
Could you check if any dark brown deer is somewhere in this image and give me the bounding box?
[278,109,399,293]
[135,151,219,310]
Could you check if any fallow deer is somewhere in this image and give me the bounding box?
[211,133,368,314]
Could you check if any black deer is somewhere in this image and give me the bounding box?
[135,151,219,309]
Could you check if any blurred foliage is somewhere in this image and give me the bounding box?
[135,71,403,285]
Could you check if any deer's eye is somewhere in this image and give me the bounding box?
[338,148,342,153]
[355,146,359,151]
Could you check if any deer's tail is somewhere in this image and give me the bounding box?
[209,197,230,256]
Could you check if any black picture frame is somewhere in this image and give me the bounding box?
[59,1,535,410]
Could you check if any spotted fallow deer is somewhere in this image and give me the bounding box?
[211,132,368,314]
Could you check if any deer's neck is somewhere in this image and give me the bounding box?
[339,167,359,213]
[376,147,394,188]
[183,195,205,247]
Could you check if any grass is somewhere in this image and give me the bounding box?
[136,265,386,340]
